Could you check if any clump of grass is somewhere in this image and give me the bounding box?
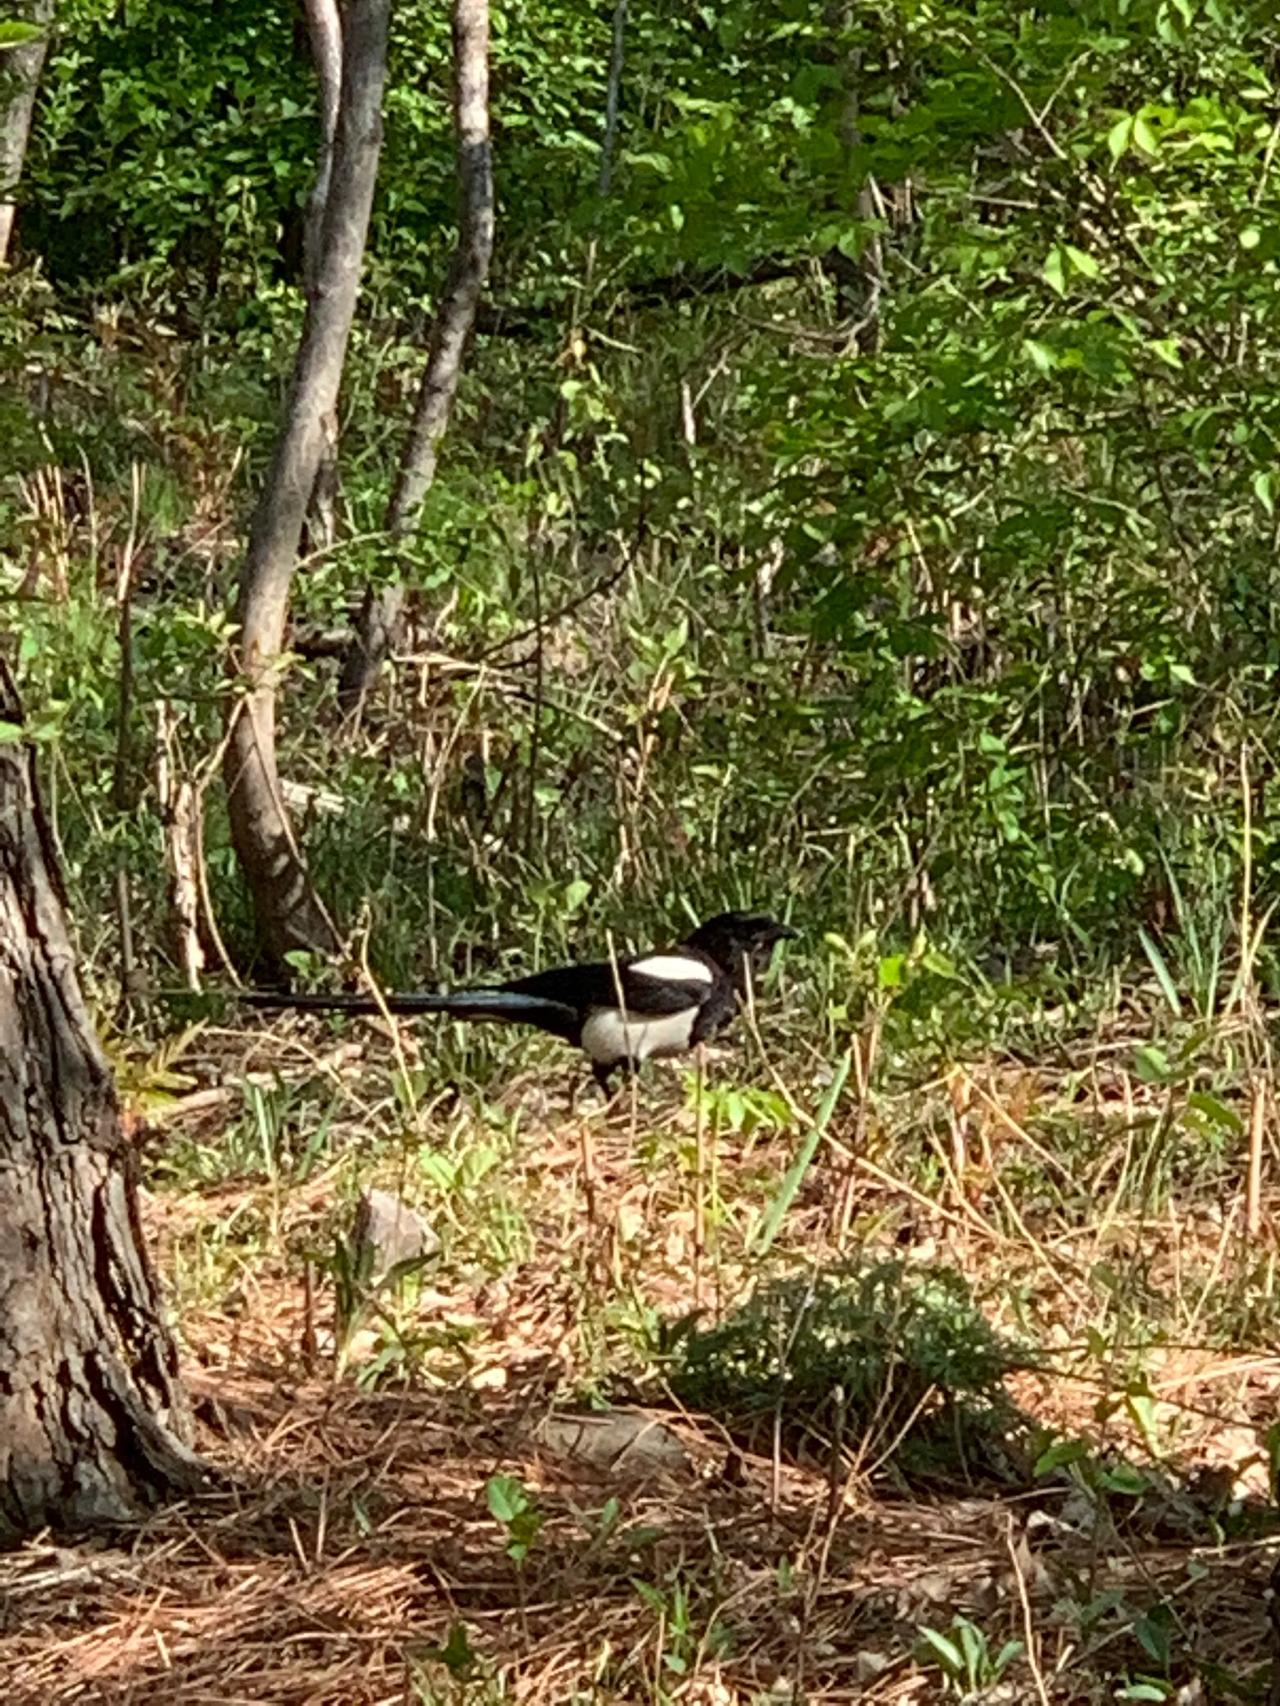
[665,1258,1029,1483]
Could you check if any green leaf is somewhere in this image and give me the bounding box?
[485,1473,529,1525]
[1042,245,1067,296]
[1134,1606,1174,1666]
[1024,338,1058,372]
[426,1622,477,1676]
[955,1619,984,1672]
[878,953,905,989]
[1186,1090,1244,1135]
[0,21,44,46]
[0,720,24,743]
[1133,116,1160,158]
[1108,115,1135,159]
[1124,1387,1161,1456]
[916,1626,964,1672]
[1035,1436,1090,1475]
[1134,1044,1172,1083]
[1064,244,1100,279]
[562,878,591,914]
[1101,1461,1149,1495]
[1138,927,1181,1016]
[1254,469,1276,515]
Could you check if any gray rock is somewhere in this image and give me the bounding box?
[534,1408,690,1475]
[352,1188,440,1282]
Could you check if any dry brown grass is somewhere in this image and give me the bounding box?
[5,1029,1280,1702]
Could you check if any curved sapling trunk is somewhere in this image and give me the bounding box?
[224,0,390,967]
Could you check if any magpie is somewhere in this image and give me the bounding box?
[239,910,795,1090]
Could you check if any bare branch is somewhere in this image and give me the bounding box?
[339,0,494,718]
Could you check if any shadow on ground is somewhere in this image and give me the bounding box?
[2,1285,1276,1703]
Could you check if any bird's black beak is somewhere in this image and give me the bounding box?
[773,923,798,941]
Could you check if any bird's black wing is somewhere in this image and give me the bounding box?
[505,953,717,1018]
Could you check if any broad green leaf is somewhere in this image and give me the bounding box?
[1133,116,1160,157]
[1065,244,1100,278]
[1108,115,1135,159]
[485,1474,529,1525]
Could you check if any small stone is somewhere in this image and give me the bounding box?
[535,1408,690,1475]
[351,1188,440,1282]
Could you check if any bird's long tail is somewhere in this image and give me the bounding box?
[238,987,580,1038]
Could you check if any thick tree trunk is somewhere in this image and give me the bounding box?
[0,661,200,1543]
[224,0,390,967]
[338,0,493,720]
[0,0,55,264]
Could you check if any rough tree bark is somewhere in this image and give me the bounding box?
[224,0,390,967]
[337,0,494,720]
[0,660,201,1542]
[0,0,55,264]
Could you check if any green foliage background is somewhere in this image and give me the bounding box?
[6,0,1280,1004]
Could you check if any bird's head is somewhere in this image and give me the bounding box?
[681,910,796,989]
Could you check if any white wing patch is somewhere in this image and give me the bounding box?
[581,1005,698,1066]
[629,954,714,985]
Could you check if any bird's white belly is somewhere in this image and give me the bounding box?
[581,1005,697,1066]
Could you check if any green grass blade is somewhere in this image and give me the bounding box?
[749,1052,851,1257]
[1137,926,1181,1017]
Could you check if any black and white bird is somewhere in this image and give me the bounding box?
[239,910,795,1090]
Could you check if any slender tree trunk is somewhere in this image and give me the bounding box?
[597,0,627,199]
[0,660,201,1542]
[338,0,493,720]
[302,0,342,294]
[224,0,390,967]
[302,0,344,551]
[0,0,54,264]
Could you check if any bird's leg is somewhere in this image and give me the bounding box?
[593,1058,633,1120]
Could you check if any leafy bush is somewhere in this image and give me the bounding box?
[667,1260,1027,1480]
